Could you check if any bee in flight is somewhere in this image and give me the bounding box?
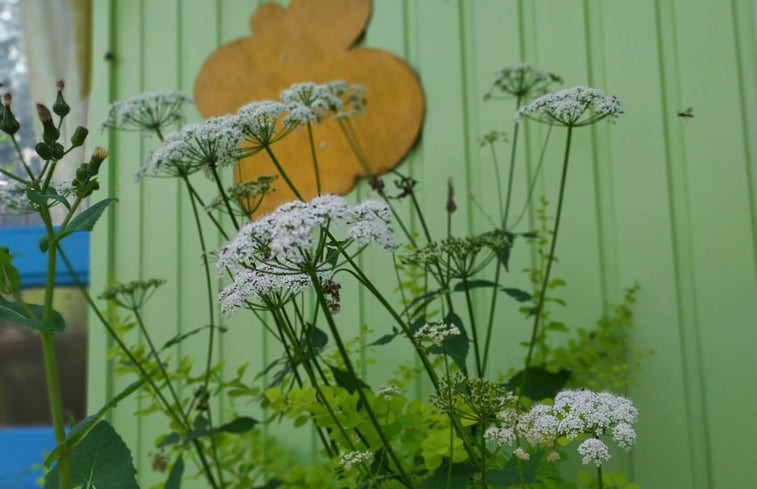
[677,107,694,119]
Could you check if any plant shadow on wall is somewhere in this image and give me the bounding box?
[0,66,650,489]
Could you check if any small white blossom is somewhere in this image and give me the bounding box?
[546,451,561,462]
[339,450,372,470]
[327,81,367,119]
[237,100,292,152]
[101,91,192,133]
[515,86,623,127]
[413,321,461,346]
[577,438,610,466]
[485,425,516,447]
[612,422,637,450]
[513,447,531,461]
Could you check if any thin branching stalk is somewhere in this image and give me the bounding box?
[264,146,304,201]
[306,122,322,195]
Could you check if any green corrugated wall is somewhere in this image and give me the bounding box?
[87,1,757,488]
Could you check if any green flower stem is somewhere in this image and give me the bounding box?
[0,166,29,184]
[522,125,574,387]
[306,122,321,195]
[511,124,554,230]
[56,248,221,489]
[10,134,37,182]
[180,175,226,489]
[487,143,505,225]
[37,204,72,489]
[308,269,414,489]
[597,465,604,489]
[268,305,361,453]
[210,165,240,232]
[264,146,304,201]
[184,182,229,241]
[338,261,480,465]
[480,426,487,489]
[516,457,526,489]
[461,274,483,378]
[502,96,523,229]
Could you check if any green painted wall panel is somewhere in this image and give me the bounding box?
[88,1,757,487]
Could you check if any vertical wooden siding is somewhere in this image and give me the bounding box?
[88,1,757,488]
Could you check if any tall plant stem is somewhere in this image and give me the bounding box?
[522,126,574,386]
[38,206,71,489]
[306,122,321,195]
[308,269,414,489]
[264,146,304,201]
[597,465,604,489]
[210,166,240,232]
[57,249,221,489]
[181,175,226,488]
[502,96,523,229]
[461,274,483,378]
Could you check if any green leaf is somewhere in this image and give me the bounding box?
[160,325,228,353]
[485,452,541,487]
[417,462,476,489]
[252,480,283,489]
[164,455,184,489]
[157,432,181,448]
[502,287,532,302]
[452,279,499,292]
[40,198,116,251]
[0,296,65,333]
[328,364,370,394]
[27,188,71,210]
[184,416,259,443]
[508,366,571,401]
[0,246,20,293]
[44,420,138,489]
[368,329,399,347]
[45,378,147,467]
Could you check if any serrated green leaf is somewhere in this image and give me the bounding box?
[46,378,147,467]
[164,455,184,489]
[328,364,369,394]
[27,188,71,210]
[0,296,65,333]
[44,420,138,489]
[0,246,20,293]
[508,366,571,401]
[41,198,116,251]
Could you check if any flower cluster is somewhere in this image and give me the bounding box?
[413,320,461,347]
[217,195,395,313]
[485,63,562,101]
[136,115,244,179]
[402,231,509,279]
[339,450,372,470]
[101,91,192,132]
[515,86,624,127]
[280,81,366,126]
[485,389,638,466]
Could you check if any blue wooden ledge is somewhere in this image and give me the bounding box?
[0,226,90,288]
[0,225,89,488]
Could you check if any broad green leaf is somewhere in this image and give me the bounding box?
[502,287,532,302]
[0,296,65,333]
[164,454,184,489]
[328,364,369,394]
[508,366,571,400]
[40,198,116,251]
[0,246,20,293]
[45,378,147,467]
[184,416,259,443]
[44,420,138,489]
[27,188,71,210]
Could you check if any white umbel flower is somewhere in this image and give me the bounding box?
[577,438,611,466]
[101,91,192,133]
[485,63,562,100]
[515,86,623,127]
[339,450,372,470]
[281,82,343,125]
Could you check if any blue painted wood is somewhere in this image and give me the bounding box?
[0,427,56,489]
[0,226,90,287]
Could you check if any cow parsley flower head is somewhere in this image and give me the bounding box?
[281,82,343,125]
[216,195,395,312]
[137,115,243,180]
[0,179,74,214]
[515,86,623,127]
[485,64,562,101]
[101,91,192,133]
[237,100,293,154]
